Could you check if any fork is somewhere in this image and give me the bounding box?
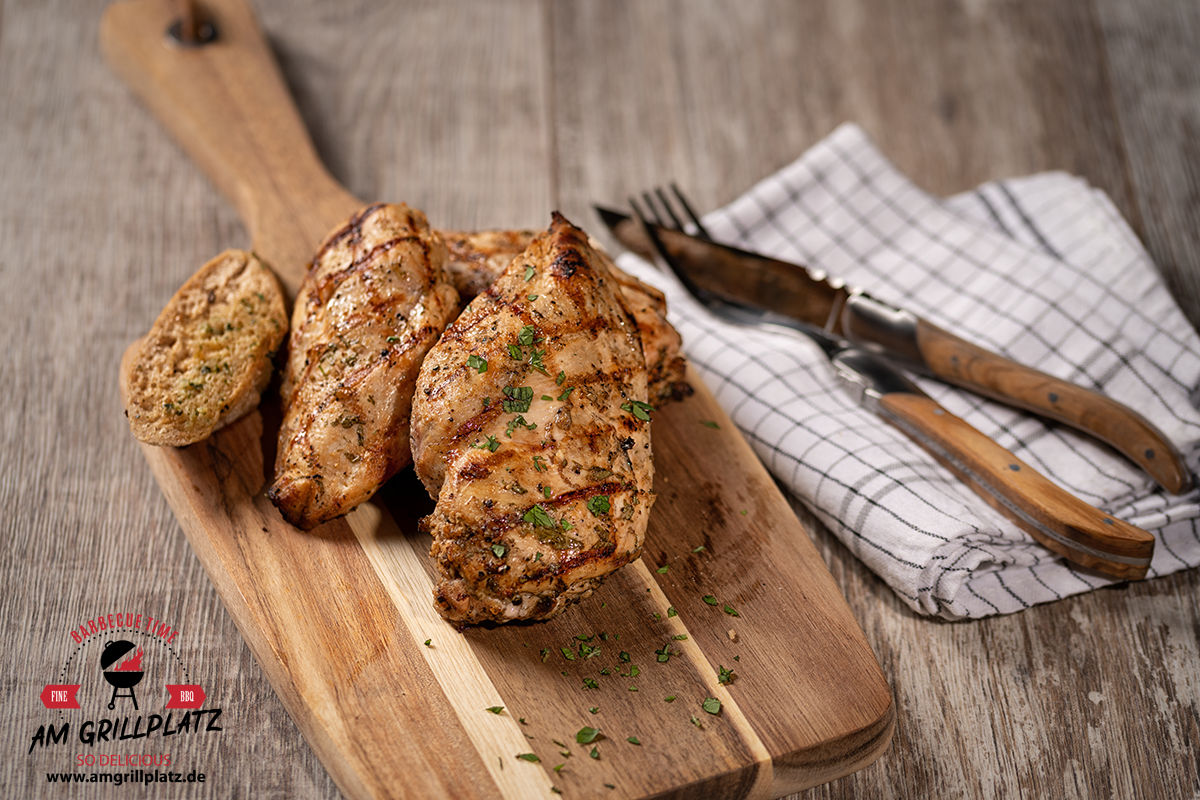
[628,185,1157,580]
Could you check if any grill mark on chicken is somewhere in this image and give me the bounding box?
[438,227,689,404]
[411,214,655,624]
[269,203,459,530]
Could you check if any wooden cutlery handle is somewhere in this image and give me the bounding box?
[914,319,1192,495]
[100,0,362,290]
[878,392,1155,580]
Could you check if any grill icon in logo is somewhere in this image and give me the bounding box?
[100,640,144,711]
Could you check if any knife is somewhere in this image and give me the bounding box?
[596,205,1192,496]
[629,213,1155,579]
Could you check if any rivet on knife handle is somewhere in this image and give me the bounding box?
[841,294,1193,495]
[876,393,1155,580]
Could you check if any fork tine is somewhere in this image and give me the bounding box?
[654,187,689,233]
[668,183,714,241]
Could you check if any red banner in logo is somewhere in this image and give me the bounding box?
[165,684,206,708]
[40,684,81,709]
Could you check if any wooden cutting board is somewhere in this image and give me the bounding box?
[101,1,894,798]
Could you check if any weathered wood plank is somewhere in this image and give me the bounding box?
[2,0,1198,798]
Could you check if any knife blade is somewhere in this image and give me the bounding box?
[630,212,1155,579]
[596,205,1192,496]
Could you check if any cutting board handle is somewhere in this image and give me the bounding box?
[100,0,362,289]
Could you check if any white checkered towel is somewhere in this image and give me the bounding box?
[615,123,1200,619]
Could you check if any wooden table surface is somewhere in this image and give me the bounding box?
[3,1,1198,797]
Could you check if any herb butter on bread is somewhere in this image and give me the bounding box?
[122,249,287,447]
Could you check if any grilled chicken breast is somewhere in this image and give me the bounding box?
[412,213,655,624]
[269,203,460,530]
[441,228,689,404]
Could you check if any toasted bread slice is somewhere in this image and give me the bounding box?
[122,249,287,446]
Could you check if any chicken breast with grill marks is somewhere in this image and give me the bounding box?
[412,213,655,624]
[269,203,460,530]
[441,228,689,405]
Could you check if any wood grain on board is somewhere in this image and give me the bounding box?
[97,1,894,798]
[3,0,1199,798]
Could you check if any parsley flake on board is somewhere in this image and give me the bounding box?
[703,697,722,715]
[724,604,740,617]
[703,595,719,606]
[515,753,540,763]
[700,420,720,429]
[590,747,600,760]
[627,737,641,745]
[718,665,735,685]
[583,678,599,689]
[656,565,668,574]
[466,354,488,373]
[692,545,706,553]
[486,706,504,714]
[667,606,677,617]
[576,727,601,744]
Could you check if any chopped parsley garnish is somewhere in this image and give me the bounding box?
[386,335,400,343]
[528,348,549,374]
[506,343,523,360]
[723,604,740,617]
[586,495,611,516]
[533,455,548,472]
[589,707,599,714]
[656,565,669,574]
[575,727,601,744]
[664,696,676,702]
[467,354,488,373]
[654,644,673,663]
[620,399,655,421]
[627,737,641,745]
[515,753,540,763]
[540,648,550,662]
[518,325,540,347]
[618,651,631,663]
[702,697,722,715]
[505,415,537,436]
[561,647,576,661]
[672,634,688,641]
[535,552,543,561]
[557,386,574,401]
[703,595,719,606]
[555,370,566,386]
[590,747,600,759]
[528,294,539,301]
[424,639,432,647]
[524,265,535,281]
[582,678,599,689]
[486,706,505,714]
[690,715,702,728]
[491,543,507,558]
[579,642,600,659]
[502,385,533,413]
[667,606,677,617]
[718,665,735,685]
[700,420,720,429]
[523,504,556,528]
[471,435,500,452]
[692,545,706,553]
